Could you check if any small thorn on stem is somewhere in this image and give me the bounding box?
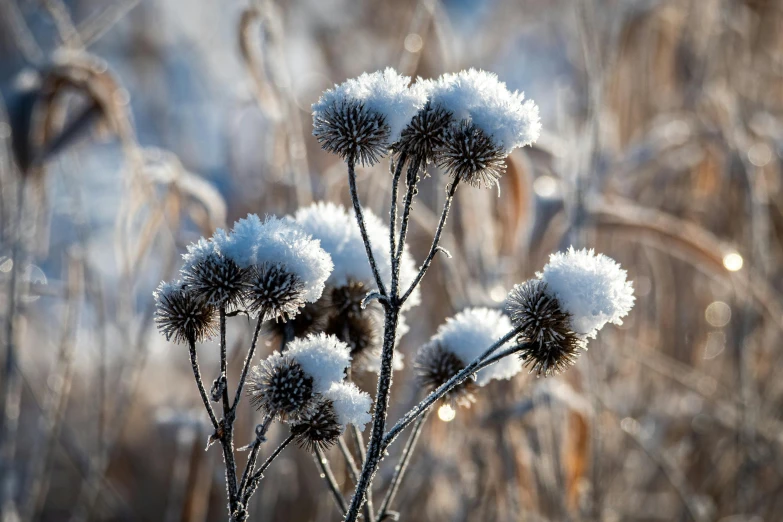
[435,246,452,259]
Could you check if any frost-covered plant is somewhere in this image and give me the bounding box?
[153,67,636,522]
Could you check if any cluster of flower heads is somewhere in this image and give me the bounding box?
[248,333,372,451]
[312,67,541,188]
[416,248,634,405]
[153,214,333,344]
[266,201,416,372]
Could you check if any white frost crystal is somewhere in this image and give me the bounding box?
[285,333,352,393]
[538,247,635,339]
[429,307,521,386]
[324,381,372,429]
[426,69,541,154]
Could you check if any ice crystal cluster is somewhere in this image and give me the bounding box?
[313,67,541,189]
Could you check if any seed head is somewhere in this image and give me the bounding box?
[437,121,506,189]
[181,245,249,309]
[313,101,390,166]
[153,280,218,344]
[290,399,343,452]
[414,341,476,407]
[247,353,315,420]
[394,102,453,163]
[246,263,306,321]
[505,279,584,377]
[264,299,330,340]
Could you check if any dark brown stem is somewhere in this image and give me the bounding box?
[314,447,348,515]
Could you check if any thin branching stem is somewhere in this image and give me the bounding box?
[339,436,373,522]
[187,338,219,431]
[242,433,295,504]
[232,313,265,412]
[382,330,525,453]
[388,153,407,286]
[347,155,388,297]
[237,415,274,499]
[350,425,367,466]
[377,409,430,520]
[394,156,421,273]
[219,306,239,516]
[315,447,348,515]
[400,177,459,305]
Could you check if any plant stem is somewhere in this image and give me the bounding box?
[347,156,387,297]
[388,153,407,260]
[400,177,459,305]
[394,157,421,270]
[382,331,525,453]
[242,433,295,504]
[238,415,273,499]
[219,306,239,517]
[344,308,399,521]
[339,436,374,522]
[187,338,219,431]
[314,447,348,515]
[376,410,430,520]
[232,315,264,412]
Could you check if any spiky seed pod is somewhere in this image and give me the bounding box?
[154,281,218,344]
[290,399,343,452]
[326,312,380,367]
[437,121,507,188]
[505,279,584,377]
[247,354,315,420]
[313,101,390,166]
[414,341,476,407]
[393,102,453,163]
[246,263,306,321]
[329,280,379,318]
[181,251,249,309]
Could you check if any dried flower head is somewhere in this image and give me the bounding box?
[263,299,330,341]
[180,238,249,309]
[153,280,218,344]
[313,101,390,166]
[538,247,635,339]
[214,215,333,307]
[290,399,343,452]
[394,101,453,163]
[414,341,476,407]
[326,309,381,367]
[505,279,584,377]
[246,263,306,321]
[247,353,315,420]
[293,202,420,310]
[312,68,426,164]
[437,121,507,188]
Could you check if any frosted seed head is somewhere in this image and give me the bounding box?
[263,298,331,341]
[436,121,507,189]
[153,280,218,344]
[505,279,585,377]
[394,101,453,163]
[246,263,306,321]
[313,101,390,166]
[180,239,249,309]
[247,353,315,421]
[290,399,343,452]
[285,333,352,393]
[414,341,476,407]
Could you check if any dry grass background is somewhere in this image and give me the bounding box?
[1,0,783,520]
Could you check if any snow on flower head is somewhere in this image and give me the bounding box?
[423,307,520,387]
[537,247,635,339]
[428,69,541,155]
[179,236,249,308]
[153,280,218,344]
[324,381,372,429]
[312,68,426,164]
[214,214,333,305]
[292,201,420,309]
[284,333,351,393]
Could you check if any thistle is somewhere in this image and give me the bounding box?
[247,353,316,420]
[437,121,507,188]
[415,341,476,407]
[180,238,249,309]
[246,263,306,321]
[153,280,218,344]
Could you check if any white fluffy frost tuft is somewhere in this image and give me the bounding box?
[213,214,333,303]
[538,247,635,339]
[285,333,351,393]
[432,307,520,386]
[292,201,420,308]
[324,381,372,429]
[424,69,541,154]
[312,68,427,144]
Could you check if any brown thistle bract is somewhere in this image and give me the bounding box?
[181,252,250,309]
[154,283,218,344]
[393,102,453,163]
[436,121,507,188]
[290,399,343,452]
[313,101,390,166]
[415,341,476,407]
[247,355,316,420]
[246,263,306,321]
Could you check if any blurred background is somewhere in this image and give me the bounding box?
[2,0,783,520]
